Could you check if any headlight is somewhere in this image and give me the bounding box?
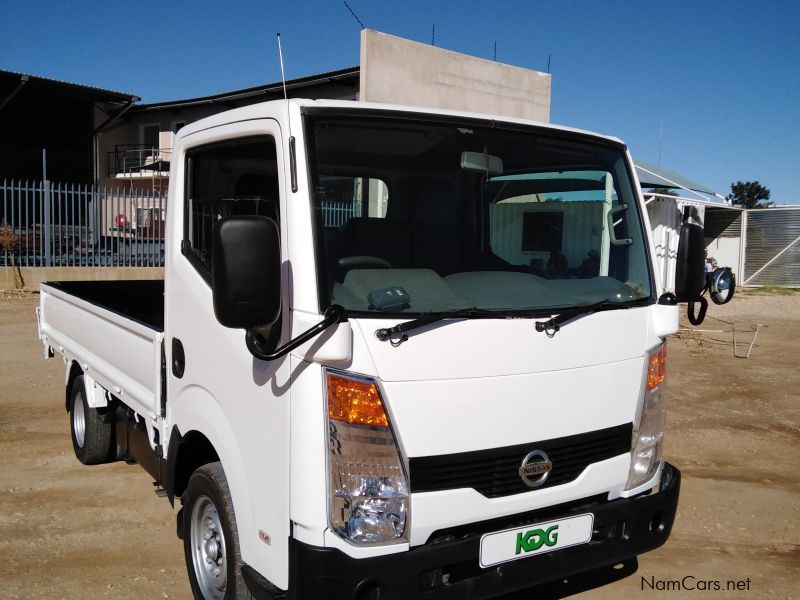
[625,341,668,490]
[326,370,409,545]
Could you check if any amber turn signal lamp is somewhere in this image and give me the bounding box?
[326,372,389,427]
[646,343,667,390]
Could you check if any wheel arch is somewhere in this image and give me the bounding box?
[166,426,220,504]
[165,387,255,558]
[65,360,83,412]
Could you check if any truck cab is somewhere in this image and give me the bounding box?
[39,99,687,599]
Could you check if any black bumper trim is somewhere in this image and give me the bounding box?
[245,463,680,600]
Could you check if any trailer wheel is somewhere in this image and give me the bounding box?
[183,462,251,600]
[69,375,113,465]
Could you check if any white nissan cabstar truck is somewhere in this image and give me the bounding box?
[37,99,706,599]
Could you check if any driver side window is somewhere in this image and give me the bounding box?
[184,136,280,282]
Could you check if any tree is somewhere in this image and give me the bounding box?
[647,187,678,197]
[729,181,772,209]
[0,221,24,289]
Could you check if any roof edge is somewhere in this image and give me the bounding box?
[0,69,138,101]
[134,66,360,111]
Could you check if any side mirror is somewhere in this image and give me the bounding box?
[674,222,705,301]
[211,215,280,329]
[708,267,736,305]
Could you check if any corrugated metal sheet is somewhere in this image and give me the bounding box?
[645,197,706,292]
[635,160,716,194]
[0,69,137,100]
[704,207,743,238]
[744,208,800,287]
[646,198,681,292]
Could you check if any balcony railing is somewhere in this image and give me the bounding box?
[106,145,172,177]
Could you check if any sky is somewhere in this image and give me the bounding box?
[2,0,798,203]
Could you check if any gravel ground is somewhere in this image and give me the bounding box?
[1,289,798,599]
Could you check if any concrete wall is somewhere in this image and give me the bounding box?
[360,30,551,122]
[2,267,163,291]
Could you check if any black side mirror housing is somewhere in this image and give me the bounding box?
[211,215,280,329]
[674,221,705,301]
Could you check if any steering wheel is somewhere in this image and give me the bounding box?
[338,255,392,271]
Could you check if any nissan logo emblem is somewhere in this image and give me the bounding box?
[519,450,552,488]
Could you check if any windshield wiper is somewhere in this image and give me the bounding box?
[534,299,642,337]
[375,307,499,346]
[374,299,647,345]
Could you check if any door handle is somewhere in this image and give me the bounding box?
[172,338,185,378]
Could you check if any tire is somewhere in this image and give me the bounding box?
[182,462,251,600]
[69,375,113,465]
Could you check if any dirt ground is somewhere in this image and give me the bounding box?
[1,289,798,599]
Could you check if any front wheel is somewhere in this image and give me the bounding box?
[182,462,251,600]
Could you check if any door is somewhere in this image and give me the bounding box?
[165,119,292,588]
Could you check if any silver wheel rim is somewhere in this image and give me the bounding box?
[72,391,86,448]
[190,495,227,600]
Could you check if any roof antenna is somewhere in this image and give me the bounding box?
[432,24,436,46]
[545,54,551,74]
[277,33,298,192]
[277,33,289,103]
[343,1,366,29]
[493,41,497,61]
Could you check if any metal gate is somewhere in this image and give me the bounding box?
[742,207,800,287]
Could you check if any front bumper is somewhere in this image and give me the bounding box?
[244,463,680,600]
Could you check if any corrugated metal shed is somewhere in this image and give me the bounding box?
[635,161,716,195]
[645,196,709,293]
[743,207,800,287]
[704,207,743,238]
[0,70,137,184]
[647,198,682,293]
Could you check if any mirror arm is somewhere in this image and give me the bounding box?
[687,296,708,326]
[245,305,347,361]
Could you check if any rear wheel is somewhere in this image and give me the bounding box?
[69,375,113,464]
[182,462,251,600]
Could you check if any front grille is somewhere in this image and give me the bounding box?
[409,423,632,498]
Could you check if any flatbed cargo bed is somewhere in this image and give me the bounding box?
[42,280,165,331]
[37,280,165,423]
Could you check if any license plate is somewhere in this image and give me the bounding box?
[479,513,594,568]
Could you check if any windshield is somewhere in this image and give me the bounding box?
[306,112,653,316]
